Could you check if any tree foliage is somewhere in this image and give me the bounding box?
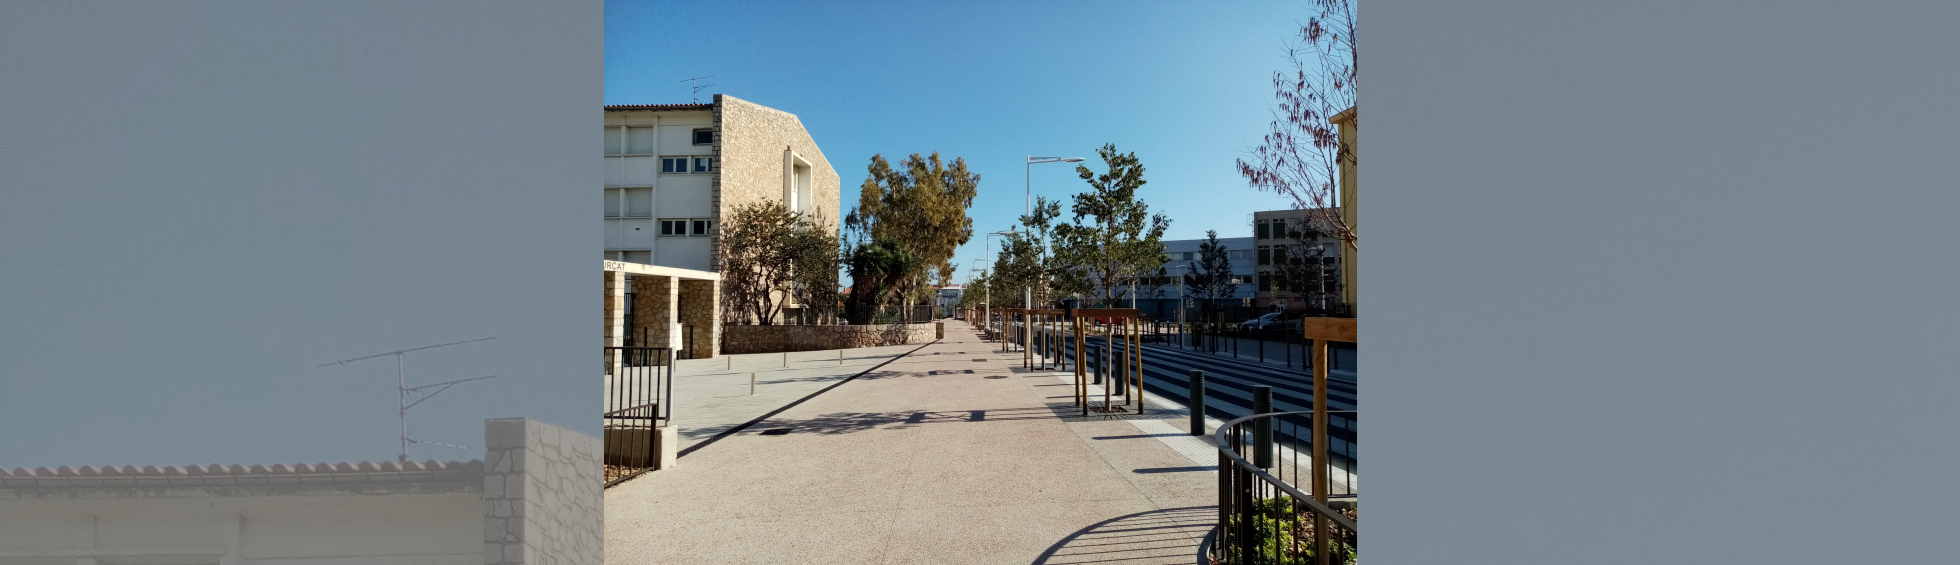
[1270,217,1341,310]
[1186,230,1237,302]
[718,200,800,325]
[843,238,922,325]
[1050,144,1172,307]
[845,152,980,317]
[1238,0,1357,248]
[785,213,843,324]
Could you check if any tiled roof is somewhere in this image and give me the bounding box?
[605,103,713,111]
[0,460,484,490]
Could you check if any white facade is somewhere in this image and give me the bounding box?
[603,106,718,272]
[1144,236,1257,302]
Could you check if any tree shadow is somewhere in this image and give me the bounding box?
[1031,506,1216,565]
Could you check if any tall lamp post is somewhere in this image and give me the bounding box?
[1025,156,1083,318]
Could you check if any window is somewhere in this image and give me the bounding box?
[1257,246,1271,266]
[693,128,713,145]
[662,218,714,237]
[663,156,712,174]
[1233,249,1252,260]
[1256,221,1271,240]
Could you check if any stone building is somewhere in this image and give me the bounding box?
[602,94,841,362]
[0,418,599,565]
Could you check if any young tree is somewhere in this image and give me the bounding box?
[1051,144,1172,307]
[719,200,800,325]
[1237,0,1357,248]
[845,152,981,315]
[1272,216,1341,311]
[1186,230,1237,303]
[784,212,842,324]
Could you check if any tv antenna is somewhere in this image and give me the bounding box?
[320,336,498,463]
[678,76,716,103]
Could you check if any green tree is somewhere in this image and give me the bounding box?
[1050,144,1172,307]
[845,153,980,317]
[784,212,843,324]
[844,238,922,325]
[719,201,800,325]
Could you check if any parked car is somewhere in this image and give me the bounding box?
[1240,313,1282,331]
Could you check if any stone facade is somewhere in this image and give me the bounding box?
[710,94,841,272]
[484,418,602,565]
[630,275,677,348]
[679,278,720,359]
[720,322,938,355]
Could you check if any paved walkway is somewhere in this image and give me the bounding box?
[605,323,1224,565]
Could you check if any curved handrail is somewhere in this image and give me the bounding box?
[1212,410,1359,533]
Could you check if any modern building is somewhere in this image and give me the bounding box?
[1252,207,1344,313]
[0,419,599,565]
[601,94,842,364]
[1143,236,1256,303]
[1331,106,1357,315]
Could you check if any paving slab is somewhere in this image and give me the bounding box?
[605,323,1223,565]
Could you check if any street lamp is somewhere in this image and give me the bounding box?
[1024,156,1083,323]
[1026,156,1085,218]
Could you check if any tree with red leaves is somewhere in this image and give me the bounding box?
[1238,0,1357,249]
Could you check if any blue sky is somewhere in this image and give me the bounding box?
[607,0,1306,284]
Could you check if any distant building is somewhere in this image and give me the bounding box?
[1252,207,1344,314]
[936,285,964,318]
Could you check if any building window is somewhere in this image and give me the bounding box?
[1257,246,1271,266]
[662,218,714,237]
[660,219,686,236]
[663,157,712,174]
[693,128,713,145]
[691,219,712,236]
[1256,221,1272,240]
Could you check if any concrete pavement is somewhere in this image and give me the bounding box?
[605,323,1224,565]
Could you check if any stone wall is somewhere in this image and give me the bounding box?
[484,418,601,565]
[721,322,937,355]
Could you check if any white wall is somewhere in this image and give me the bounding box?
[0,493,483,565]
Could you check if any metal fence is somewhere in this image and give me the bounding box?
[604,346,673,487]
[1213,410,1358,565]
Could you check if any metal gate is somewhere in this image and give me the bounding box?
[604,346,672,487]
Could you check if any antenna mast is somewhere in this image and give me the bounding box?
[677,76,716,104]
[320,336,497,463]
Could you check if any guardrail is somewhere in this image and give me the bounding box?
[1213,410,1357,565]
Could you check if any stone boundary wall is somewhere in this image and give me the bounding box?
[721,322,938,354]
[484,418,602,565]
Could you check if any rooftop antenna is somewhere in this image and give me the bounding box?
[320,336,498,463]
[678,76,716,104]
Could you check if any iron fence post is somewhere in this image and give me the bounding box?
[1252,385,1273,469]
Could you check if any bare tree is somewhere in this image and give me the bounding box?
[1238,0,1357,248]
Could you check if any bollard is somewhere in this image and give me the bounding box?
[783,351,788,367]
[1252,385,1274,469]
[839,349,844,365]
[750,373,756,395]
[1188,370,1206,436]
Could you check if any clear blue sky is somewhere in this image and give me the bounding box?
[607,0,1306,284]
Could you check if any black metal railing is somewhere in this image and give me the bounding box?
[604,346,673,487]
[1213,410,1358,565]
